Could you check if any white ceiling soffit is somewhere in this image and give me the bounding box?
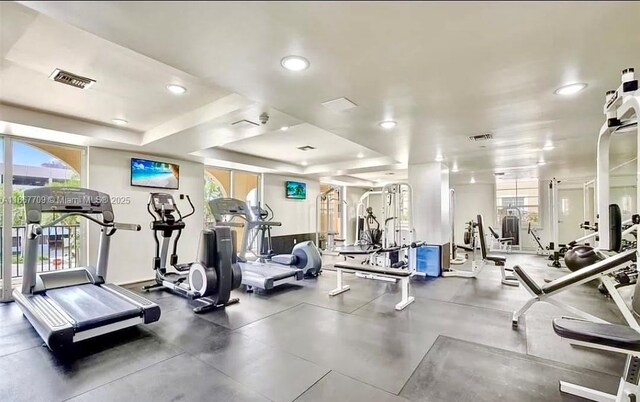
[220,123,395,169]
[18,1,640,178]
[0,103,140,146]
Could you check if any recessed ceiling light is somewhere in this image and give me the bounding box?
[537,160,546,166]
[379,120,397,129]
[301,161,308,166]
[543,141,555,151]
[166,84,187,95]
[554,83,587,96]
[451,166,459,173]
[435,154,444,162]
[470,177,476,184]
[280,126,289,131]
[281,55,310,71]
[357,153,364,158]
[112,118,128,126]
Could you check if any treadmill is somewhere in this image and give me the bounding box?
[209,198,303,290]
[12,187,161,352]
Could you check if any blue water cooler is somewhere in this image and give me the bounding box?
[414,244,441,277]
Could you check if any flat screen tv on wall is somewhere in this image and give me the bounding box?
[130,158,179,190]
[285,181,306,200]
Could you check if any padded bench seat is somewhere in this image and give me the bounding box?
[336,245,381,255]
[553,317,640,352]
[333,262,412,277]
[511,249,637,328]
[330,261,414,310]
[514,249,637,296]
[486,254,506,265]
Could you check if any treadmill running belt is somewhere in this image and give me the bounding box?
[47,284,141,331]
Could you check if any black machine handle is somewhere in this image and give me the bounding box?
[180,195,196,221]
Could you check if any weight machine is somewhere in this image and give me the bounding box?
[315,186,346,255]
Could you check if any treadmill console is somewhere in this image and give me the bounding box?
[208,198,250,221]
[23,187,114,223]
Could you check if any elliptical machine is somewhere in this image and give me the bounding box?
[143,193,242,313]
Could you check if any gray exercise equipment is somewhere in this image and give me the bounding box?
[12,187,161,353]
[209,198,322,290]
[142,193,241,313]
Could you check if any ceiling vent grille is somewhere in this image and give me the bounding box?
[494,172,505,176]
[48,68,96,89]
[468,133,493,142]
[297,145,316,151]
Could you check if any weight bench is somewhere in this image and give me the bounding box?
[552,317,640,401]
[336,244,381,256]
[511,249,637,328]
[477,215,519,286]
[330,261,414,310]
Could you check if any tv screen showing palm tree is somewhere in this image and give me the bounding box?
[131,158,179,189]
[285,181,306,199]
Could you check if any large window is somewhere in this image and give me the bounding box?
[496,178,540,227]
[1,139,83,292]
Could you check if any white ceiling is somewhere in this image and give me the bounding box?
[1,6,229,132]
[2,1,640,185]
[220,123,387,167]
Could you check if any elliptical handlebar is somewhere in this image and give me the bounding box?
[180,195,196,221]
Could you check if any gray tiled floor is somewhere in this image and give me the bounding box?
[0,253,630,401]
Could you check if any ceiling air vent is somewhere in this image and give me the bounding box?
[48,68,96,89]
[321,97,357,112]
[297,145,316,151]
[494,172,505,176]
[231,119,260,128]
[468,133,493,142]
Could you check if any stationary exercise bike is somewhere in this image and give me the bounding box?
[143,193,242,313]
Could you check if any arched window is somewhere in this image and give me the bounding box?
[204,170,229,223]
[6,139,83,278]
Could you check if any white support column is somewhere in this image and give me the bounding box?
[2,137,12,301]
[597,123,612,249]
[408,163,450,245]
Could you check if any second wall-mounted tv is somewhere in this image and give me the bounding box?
[131,158,179,189]
[286,181,306,200]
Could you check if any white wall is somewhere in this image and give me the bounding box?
[262,174,320,236]
[451,183,495,246]
[87,147,204,284]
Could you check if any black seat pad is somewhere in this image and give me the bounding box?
[486,254,506,263]
[553,318,640,351]
[337,245,381,255]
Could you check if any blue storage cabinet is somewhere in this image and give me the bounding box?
[414,245,441,277]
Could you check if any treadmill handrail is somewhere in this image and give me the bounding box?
[39,212,139,231]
